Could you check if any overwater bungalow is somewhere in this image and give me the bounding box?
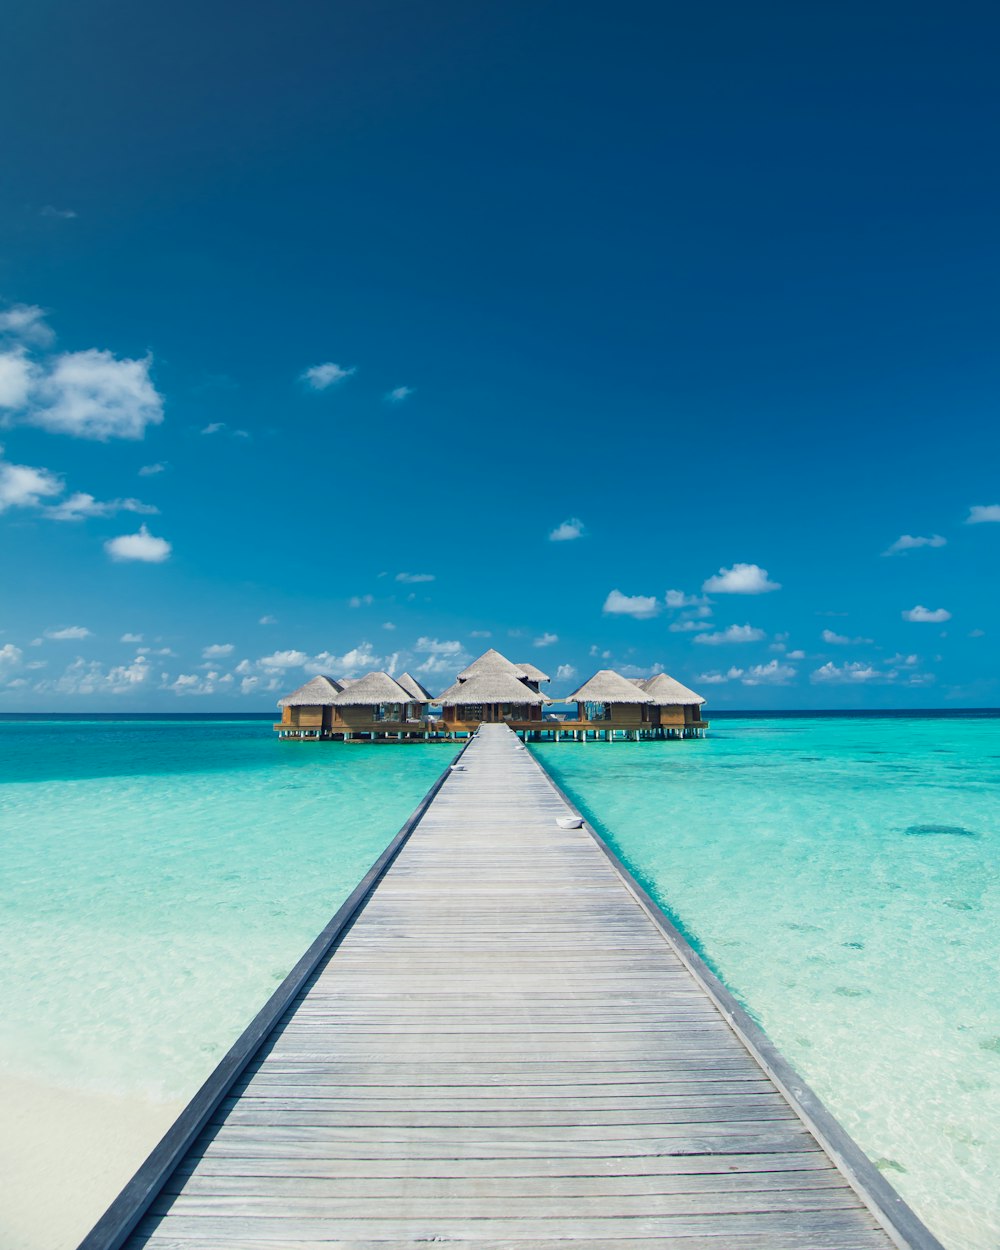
[513,661,551,692]
[639,671,708,737]
[562,668,708,740]
[395,671,434,720]
[275,650,706,742]
[275,675,342,738]
[435,669,549,732]
[276,670,430,741]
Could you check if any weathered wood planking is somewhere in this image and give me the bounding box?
[83,723,942,1250]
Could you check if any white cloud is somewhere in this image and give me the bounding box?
[202,643,234,660]
[416,637,464,655]
[41,206,77,220]
[258,649,310,670]
[104,524,171,563]
[382,621,396,630]
[534,632,558,647]
[0,305,54,346]
[45,625,91,640]
[240,676,259,694]
[697,660,796,686]
[0,643,23,675]
[30,349,163,440]
[665,589,707,609]
[555,663,577,681]
[618,662,664,678]
[668,620,701,633]
[301,362,355,390]
[702,563,781,594]
[589,644,612,659]
[549,518,585,542]
[603,589,660,619]
[885,653,919,667]
[821,628,873,645]
[966,505,1000,524]
[0,450,62,512]
[694,624,766,645]
[697,670,734,684]
[902,605,951,623]
[120,632,143,643]
[138,462,167,476]
[39,654,153,695]
[46,491,158,522]
[742,660,797,686]
[258,615,277,625]
[385,386,413,402]
[469,630,492,638]
[201,422,224,435]
[969,628,985,638]
[883,534,946,556]
[396,572,435,583]
[320,644,377,675]
[0,351,35,409]
[786,649,806,660]
[811,661,881,684]
[810,665,885,685]
[168,672,217,696]
[348,594,374,608]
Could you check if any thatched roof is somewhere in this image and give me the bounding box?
[277,675,342,708]
[457,648,528,681]
[640,672,706,706]
[565,669,655,704]
[331,671,412,706]
[436,671,549,705]
[395,671,434,702]
[515,662,551,683]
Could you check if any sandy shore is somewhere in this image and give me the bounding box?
[0,1071,181,1250]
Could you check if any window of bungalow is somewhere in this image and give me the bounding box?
[373,703,400,722]
[585,701,610,721]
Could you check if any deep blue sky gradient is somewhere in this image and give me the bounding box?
[1,0,998,707]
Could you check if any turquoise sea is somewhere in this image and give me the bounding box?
[0,719,447,1100]
[536,714,1000,1250]
[0,713,997,1250]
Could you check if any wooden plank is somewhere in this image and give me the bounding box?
[90,724,943,1250]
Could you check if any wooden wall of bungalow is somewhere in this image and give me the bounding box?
[278,702,428,734]
[441,701,544,726]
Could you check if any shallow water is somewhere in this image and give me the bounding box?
[533,716,1000,1250]
[0,720,447,1100]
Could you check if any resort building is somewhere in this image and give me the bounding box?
[563,669,708,740]
[436,670,549,731]
[639,671,708,736]
[276,671,431,741]
[276,675,342,738]
[275,648,706,742]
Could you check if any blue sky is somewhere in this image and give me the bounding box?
[1,0,998,710]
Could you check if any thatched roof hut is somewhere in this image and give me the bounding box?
[640,672,706,706]
[395,671,434,702]
[457,649,529,681]
[331,671,413,705]
[436,671,549,705]
[565,670,655,704]
[277,675,342,707]
[515,662,550,684]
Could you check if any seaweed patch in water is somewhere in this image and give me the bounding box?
[903,823,977,838]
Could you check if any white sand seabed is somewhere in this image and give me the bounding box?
[0,1070,182,1250]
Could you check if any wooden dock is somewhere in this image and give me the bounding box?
[83,724,943,1250]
